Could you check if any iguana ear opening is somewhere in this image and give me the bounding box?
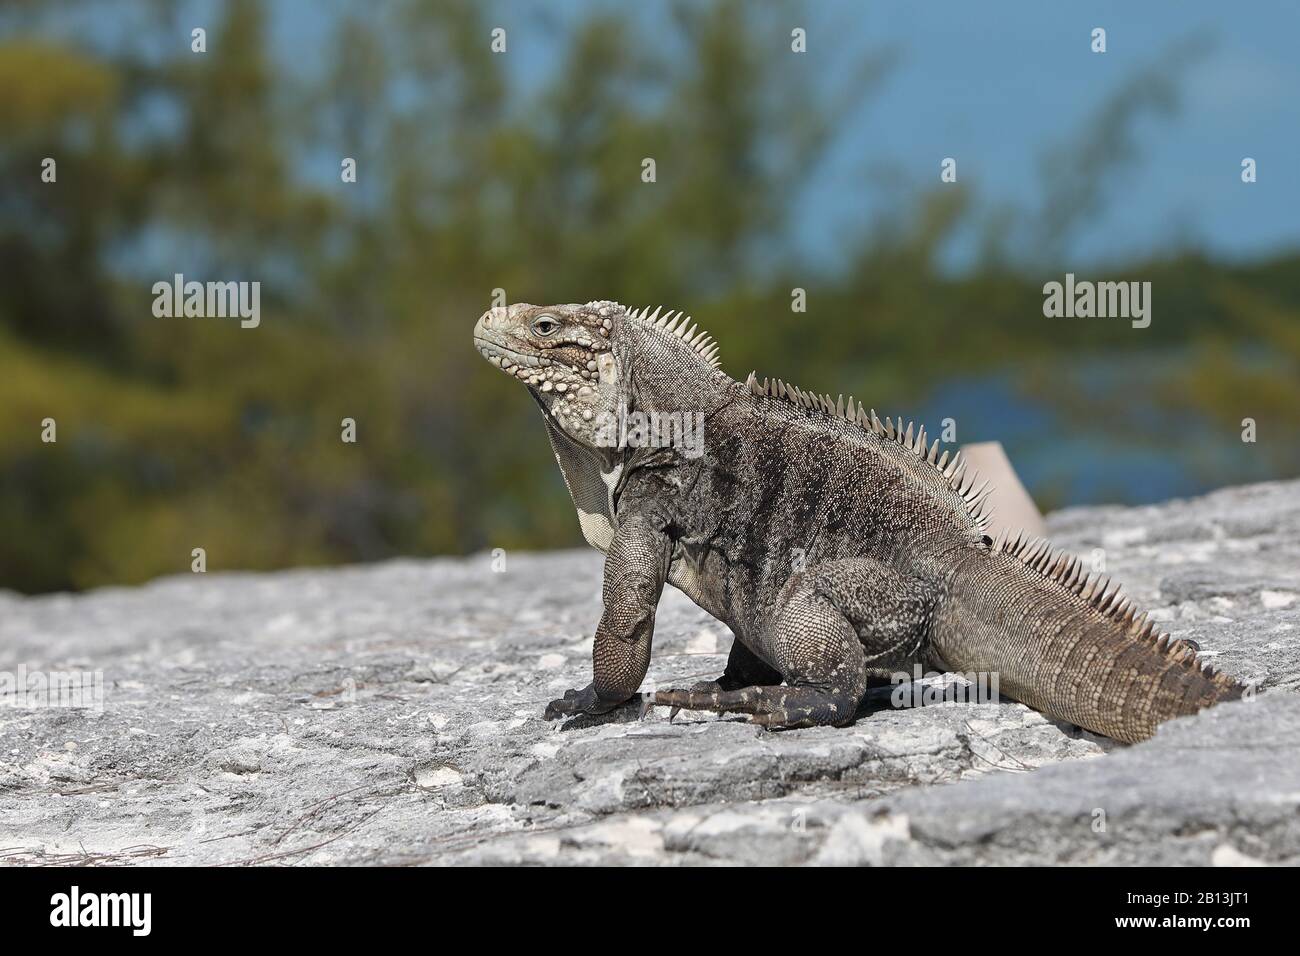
[596,352,617,386]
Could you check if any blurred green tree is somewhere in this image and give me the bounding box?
[0,0,1296,592]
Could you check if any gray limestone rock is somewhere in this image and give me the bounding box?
[1,480,1297,865]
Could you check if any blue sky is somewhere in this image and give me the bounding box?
[797,0,1300,269]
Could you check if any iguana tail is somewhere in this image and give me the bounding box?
[930,532,1247,744]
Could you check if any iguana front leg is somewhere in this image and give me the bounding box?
[544,511,671,719]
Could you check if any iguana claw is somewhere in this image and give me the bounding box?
[543,686,591,719]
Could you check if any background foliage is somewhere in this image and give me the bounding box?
[1,0,1297,593]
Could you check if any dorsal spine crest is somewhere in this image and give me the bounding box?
[626,304,723,369]
[744,370,995,533]
[989,529,1223,679]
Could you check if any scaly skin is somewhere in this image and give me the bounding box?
[472,300,1246,742]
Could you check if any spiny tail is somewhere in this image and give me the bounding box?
[931,532,1246,744]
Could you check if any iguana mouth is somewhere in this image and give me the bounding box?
[473,335,543,369]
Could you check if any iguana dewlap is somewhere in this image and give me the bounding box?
[473,301,1245,742]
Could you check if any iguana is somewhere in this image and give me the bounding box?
[473,300,1246,742]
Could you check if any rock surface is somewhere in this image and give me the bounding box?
[1,480,1298,866]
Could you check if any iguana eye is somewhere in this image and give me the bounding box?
[532,315,560,336]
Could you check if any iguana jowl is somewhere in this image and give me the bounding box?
[473,301,1245,742]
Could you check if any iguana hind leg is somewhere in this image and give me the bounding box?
[653,558,936,729]
[654,576,867,729]
[813,557,936,678]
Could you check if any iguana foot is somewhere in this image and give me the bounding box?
[659,680,723,722]
[655,637,785,721]
[543,683,622,720]
[651,684,858,729]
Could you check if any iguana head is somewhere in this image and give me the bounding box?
[474,300,725,550]
[473,301,623,448]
